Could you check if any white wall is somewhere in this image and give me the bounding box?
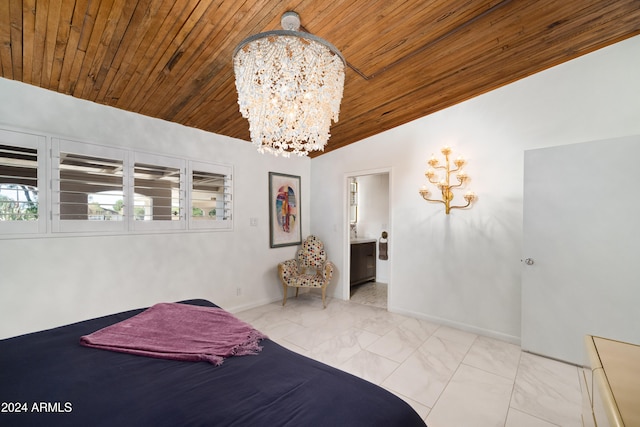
[0,78,310,338]
[310,35,640,343]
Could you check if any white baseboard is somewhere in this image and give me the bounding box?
[389,306,521,346]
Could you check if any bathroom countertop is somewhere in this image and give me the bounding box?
[350,238,377,244]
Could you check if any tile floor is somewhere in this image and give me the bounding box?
[236,285,585,427]
[350,281,388,309]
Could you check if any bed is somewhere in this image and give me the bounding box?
[0,299,426,426]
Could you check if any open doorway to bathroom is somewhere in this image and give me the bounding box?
[346,171,390,309]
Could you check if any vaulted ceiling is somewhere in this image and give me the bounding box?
[1,1,639,157]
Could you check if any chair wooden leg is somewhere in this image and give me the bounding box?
[321,285,327,309]
[282,283,288,306]
[295,287,299,298]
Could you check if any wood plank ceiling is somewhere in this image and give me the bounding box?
[1,1,639,157]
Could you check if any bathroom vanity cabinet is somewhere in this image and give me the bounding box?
[350,240,376,286]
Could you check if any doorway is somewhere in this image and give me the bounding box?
[344,170,391,309]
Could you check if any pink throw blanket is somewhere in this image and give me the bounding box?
[80,303,267,365]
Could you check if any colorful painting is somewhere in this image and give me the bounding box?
[269,172,302,248]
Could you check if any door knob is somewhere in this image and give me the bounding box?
[524,258,534,265]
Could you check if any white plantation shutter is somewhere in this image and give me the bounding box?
[188,161,232,230]
[2,129,233,237]
[52,138,127,233]
[0,129,46,235]
[131,152,185,231]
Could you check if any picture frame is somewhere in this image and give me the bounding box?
[269,172,302,248]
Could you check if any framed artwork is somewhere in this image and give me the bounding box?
[269,172,302,248]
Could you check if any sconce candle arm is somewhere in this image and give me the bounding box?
[448,199,473,211]
[419,192,447,206]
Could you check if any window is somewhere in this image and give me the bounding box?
[0,146,38,221]
[131,152,185,231]
[0,129,46,234]
[188,161,232,230]
[52,138,127,233]
[1,129,233,237]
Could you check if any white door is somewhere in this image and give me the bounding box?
[521,135,640,365]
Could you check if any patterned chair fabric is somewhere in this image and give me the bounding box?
[278,235,335,308]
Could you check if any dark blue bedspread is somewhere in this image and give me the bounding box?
[0,299,426,426]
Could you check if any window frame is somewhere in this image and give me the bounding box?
[0,128,47,235]
[0,128,234,238]
[130,152,186,232]
[187,161,233,231]
[51,137,129,234]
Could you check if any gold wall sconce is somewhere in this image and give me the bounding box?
[419,146,476,214]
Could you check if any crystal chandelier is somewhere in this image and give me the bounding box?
[233,11,346,157]
[419,146,476,214]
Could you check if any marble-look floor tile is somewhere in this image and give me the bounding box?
[237,298,584,427]
[282,324,340,351]
[382,335,470,407]
[463,336,522,380]
[511,352,583,427]
[365,311,440,360]
[354,310,408,335]
[257,319,303,341]
[339,349,399,385]
[505,408,559,427]
[398,317,441,342]
[284,304,333,327]
[234,304,291,331]
[426,364,513,427]
[321,305,380,330]
[350,282,387,308]
[367,328,424,363]
[433,325,478,347]
[308,327,380,368]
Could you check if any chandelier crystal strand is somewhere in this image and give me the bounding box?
[233,12,345,157]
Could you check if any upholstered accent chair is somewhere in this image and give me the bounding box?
[278,235,335,308]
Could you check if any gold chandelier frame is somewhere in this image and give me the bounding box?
[419,146,476,214]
